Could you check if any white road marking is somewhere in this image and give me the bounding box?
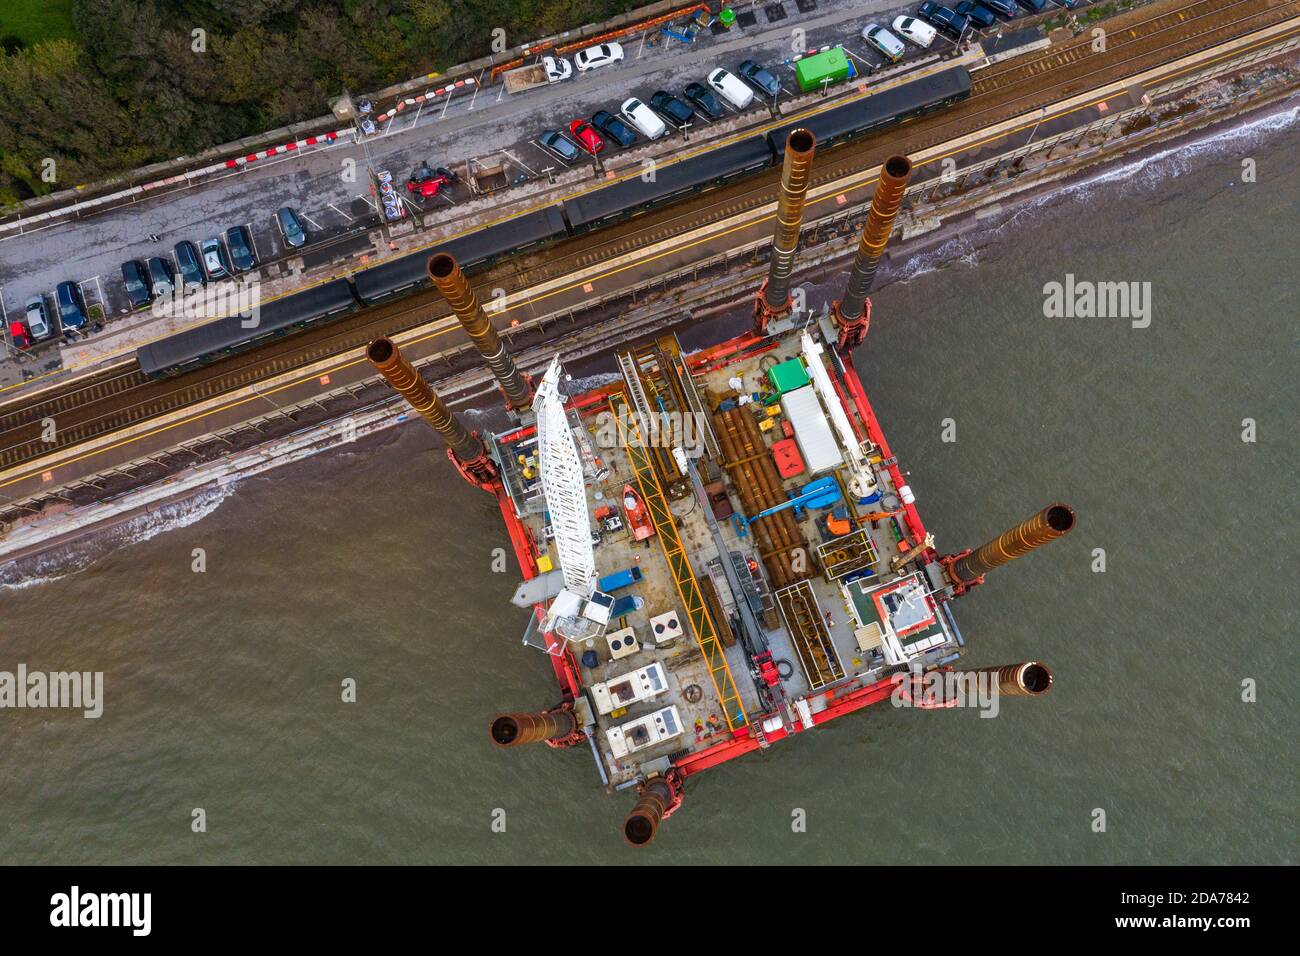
[468,86,479,111]
[0,286,9,324]
[356,193,378,211]
[328,202,354,222]
[411,102,425,128]
[504,150,537,176]
[441,92,454,118]
[497,85,506,103]
[299,212,323,229]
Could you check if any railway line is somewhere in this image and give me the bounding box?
[0,0,1296,487]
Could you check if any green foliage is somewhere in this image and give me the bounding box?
[0,0,641,204]
[0,0,78,50]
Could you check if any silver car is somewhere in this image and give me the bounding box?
[862,24,906,62]
[201,238,233,280]
[25,296,53,340]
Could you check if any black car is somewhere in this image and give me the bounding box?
[225,225,258,273]
[275,206,307,249]
[917,2,971,38]
[174,240,206,288]
[120,259,153,309]
[146,257,176,297]
[55,281,87,330]
[955,1,997,27]
[649,90,695,128]
[977,0,1019,15]
[738,60,780,98]
[592,110,637,147]
[538,129,579,163]
[1015,0,1048,11]
[683,82,724,118]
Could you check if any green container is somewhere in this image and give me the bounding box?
[794,48,850,94]
[769,359,810,394]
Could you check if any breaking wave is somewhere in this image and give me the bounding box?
[0,484,235,590]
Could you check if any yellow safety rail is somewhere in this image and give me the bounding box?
[611,392,748,730]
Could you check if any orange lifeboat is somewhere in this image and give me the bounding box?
[623,484,656,541]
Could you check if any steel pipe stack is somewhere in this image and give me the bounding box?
[488,709,577,748]
[947,503,1077,586]
[367,337,485,464]
[623,777,675,847]
[835,155,913,340]
[756,129,817,329]
[968,662,1055,697]
[428,252,532,412]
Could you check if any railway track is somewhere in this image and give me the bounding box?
[0,0,1295,480]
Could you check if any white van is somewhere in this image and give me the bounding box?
[620,97,667,139]
[707,68,754,109]
[892,15,938,48]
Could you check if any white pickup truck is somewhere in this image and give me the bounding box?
[502,56,573,94]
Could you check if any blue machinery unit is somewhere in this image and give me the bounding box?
[731,476,842,538]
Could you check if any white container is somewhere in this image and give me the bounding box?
[781,386,843,475]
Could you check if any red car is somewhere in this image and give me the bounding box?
[406,164,457,199]
[568,119,604,156]
[8,319,32,351]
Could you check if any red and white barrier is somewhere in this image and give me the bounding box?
[374,77,477,122]
[223,131,342,169]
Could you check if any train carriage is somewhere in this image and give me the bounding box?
[136,279,357,377]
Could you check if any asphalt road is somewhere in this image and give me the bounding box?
[0,0,1031,380]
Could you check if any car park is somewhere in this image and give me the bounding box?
[738,60,780,98]
[917,2,971,38]
[120,260,153,309]
[892,15,939,47]
[146,257,176,297]
[977,0,1020,16]
[569,120,605,155]
[574,42,624,72]
[174,240,206,288]
[276,207,307,249]
[649,90,695,128]
[620,98,668,140]
[862,24,907,62]
[954,1,997,28]
[592,110,637,147]
[8,320,32,351]
[25,296,53,340]
[707,68,755,109]
[55,281,88,330]
[201,238,234,280]
[225,225,258,273]
[683,82,724,119]
[538,129,580,163]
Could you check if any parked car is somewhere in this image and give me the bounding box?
[683,81,725,118]
[146,257,176,297]
[538,129,580,163]
[120,260,153,309]
[1016,0,1049,11]
[174,240,206,288]
[568,120,605,156]
[955,1,998,28]
[649,90,695,128]
[917,2,971,38]
[201,238,233,281]
[406,163,456,199]
[8,319,32,351]
[707,68,755,109]
[737,59,780,98]
[24,296,52,340]
[592,109,637,147]
[892,15,939,47]
[55,281,88,331]
[978,0,1020,16]
[619,97,667,140]
[862,24,906,62]
[225,225,258,273]
[275,207,307,249]
[574,42,624,72]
